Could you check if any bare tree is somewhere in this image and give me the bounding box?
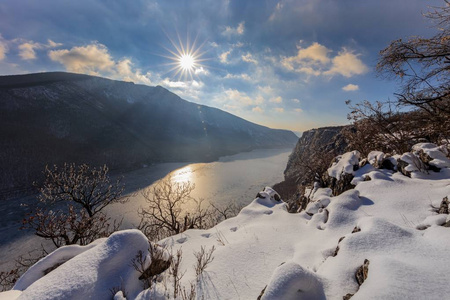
[138,178,212,240]
[377,1,450,115]
[36,163,126,217]
[22,163,126,247]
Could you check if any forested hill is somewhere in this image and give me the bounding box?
[0,72,297,198]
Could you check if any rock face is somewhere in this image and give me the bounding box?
[0,72,298,198]
[273,126,348,206]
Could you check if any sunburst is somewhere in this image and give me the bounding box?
[161,31,208,81]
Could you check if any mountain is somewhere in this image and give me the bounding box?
[0,72,298,198]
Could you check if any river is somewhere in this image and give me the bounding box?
[0,148,292,269]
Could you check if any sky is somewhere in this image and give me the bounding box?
[0,0,444,132]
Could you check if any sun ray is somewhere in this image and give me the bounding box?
[158,29,209,81]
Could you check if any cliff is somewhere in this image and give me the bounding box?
[273,126,349,202]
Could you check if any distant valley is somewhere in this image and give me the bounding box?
[0,72,297,198]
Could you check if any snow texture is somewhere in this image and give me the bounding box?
[14,230,151,300]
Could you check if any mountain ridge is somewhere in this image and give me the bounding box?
[0,72,298,198]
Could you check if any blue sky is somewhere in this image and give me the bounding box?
[0,0,443,132]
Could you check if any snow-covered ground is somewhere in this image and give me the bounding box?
[3,144,450,299]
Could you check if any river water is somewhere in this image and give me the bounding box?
[107,148,292,227]
[0,148,292,269]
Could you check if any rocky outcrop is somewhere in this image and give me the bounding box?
[273,126,349,205]
[284,126,349,180]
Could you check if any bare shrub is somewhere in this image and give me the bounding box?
[0,246,48,291]
[344,100,447,156]
[180,282,197,300]
[169,249,185,299]
[0,270,20,292]
[194,246,216,278]
[138,177,242,241]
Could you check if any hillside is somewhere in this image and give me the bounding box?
[4,142,450,299]
[0,72,297,198]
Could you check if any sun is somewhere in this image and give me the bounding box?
[161,31,207,81]
[179,54,195,71]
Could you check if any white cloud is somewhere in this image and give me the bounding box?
[49,42,153,85]
[294,108,303,113]
[49,43,115,73]
[342,83,359,91]
[232,42,244,48]
[281,42,368,78]
[258,85,274,95]
[18,42,42,60]
[116,59,152,85]
[275,107,284,113]
[324,49,368,78]
[270,96,282,103]
[281,42,331,72]
[224,89,254,105]
[161,78,187,88]
[242,52,258,65]
[222,21,245,36]
[214,89,265,113]
[18,39,62,60]
[47,39,63,48]
[0,36,8,61]
[252,106,264,113]
[220,50,232,64]
[194,67,209,75]
[224,73,251,81]
[292,98,300,103]
[269,2,284,21]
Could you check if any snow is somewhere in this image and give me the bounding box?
[413,143,450,168]
[13,230,152,300]
[2,145,450,299]
[328,150,360,180]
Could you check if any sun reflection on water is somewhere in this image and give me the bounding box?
[171,166,194,184]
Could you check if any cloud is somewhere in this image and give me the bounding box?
[219,50,232,64]
[18,39,62,60]
[324,49,368,77]
[269,2,284,21]
[270,96,282,103]
[242,52,258,64]
[49,43,115,73]
[342,83,359,91]
[18,42,42,60]
[194,67,209,75]
[47,39,63,48]
[281,42,331,71]
[275,107,284,113]
[258,85,274,95]
[292,98,300,103]
[0,36,8,61]
[294,108,303,113]
[252,106,264,113]
[224,73,251,81]
[116,59,152,85]
[49,42,152,85]
[281,42,368,78]
[222,21,245,36]
[224,89,255,105]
